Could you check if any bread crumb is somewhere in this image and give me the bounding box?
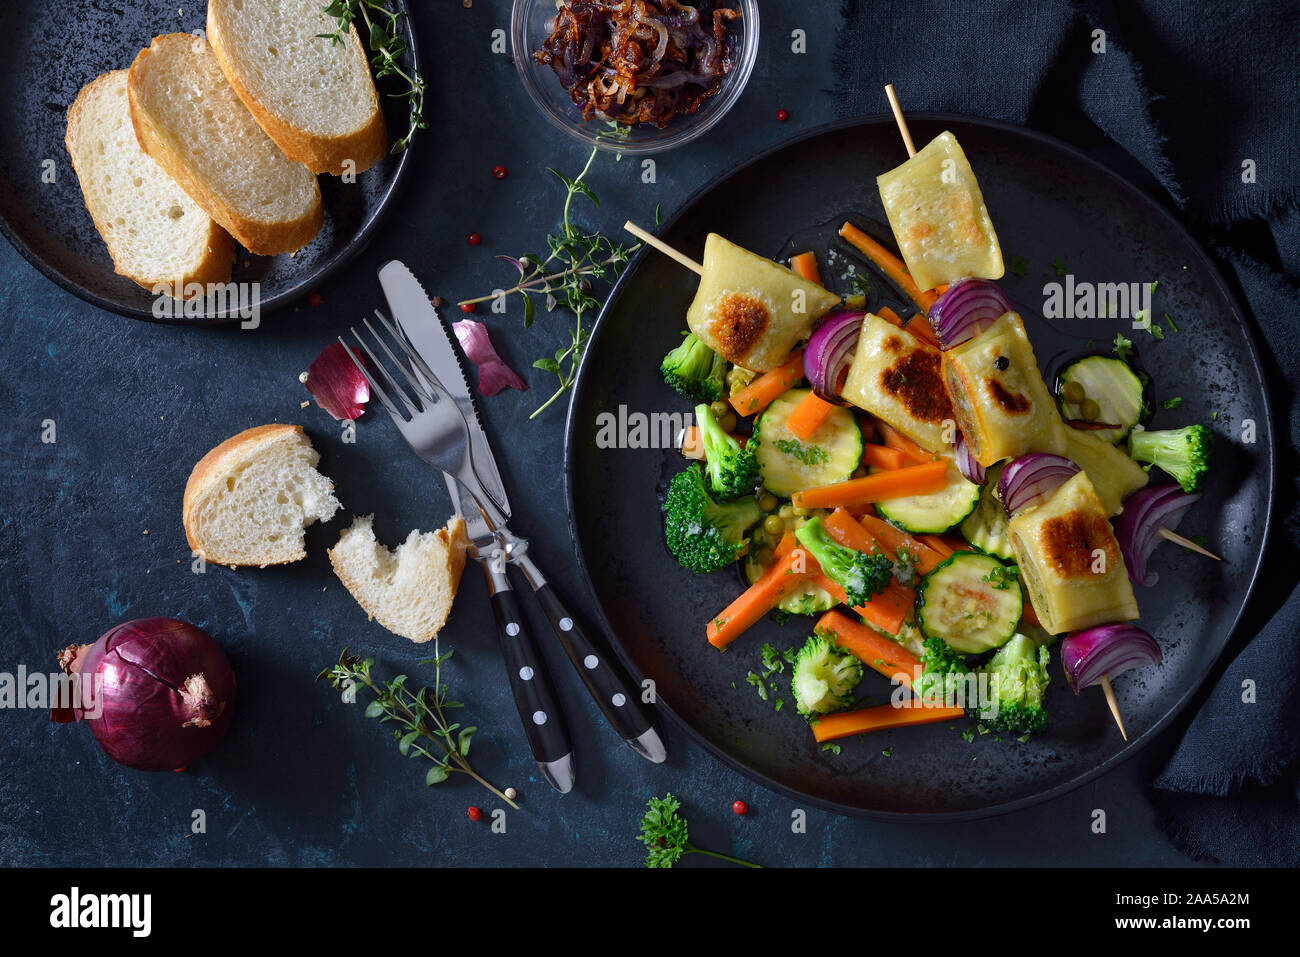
[300,401,310,409]
[142,530,149,535]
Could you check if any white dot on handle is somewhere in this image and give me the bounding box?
[532,710,547,726]
[519,666,534,681]
[505,622,520,636]
[612,693,626,707]
[559,617,574,632]
[583,654,598,670]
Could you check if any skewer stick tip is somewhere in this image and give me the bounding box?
[1157,526,1222,561]
[1099,675,1128,741]
[623,220,703,275]
[884,84,917,158]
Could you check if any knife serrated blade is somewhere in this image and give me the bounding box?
[378,260,511,522]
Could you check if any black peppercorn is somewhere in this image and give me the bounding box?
[994,355,1010,371]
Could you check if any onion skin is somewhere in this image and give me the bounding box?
[1115,484,1201,587]
[1060,624,1162,693]
[60,618,235,772]
[954,432,985,484]
[305,343,370,421]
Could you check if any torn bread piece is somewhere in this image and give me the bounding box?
[183,424,340,567]
[329,515,470,644]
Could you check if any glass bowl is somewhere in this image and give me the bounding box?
[511,0,759,155]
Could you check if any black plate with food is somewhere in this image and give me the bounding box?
[0,0,418,324]
[564,115,1275,819]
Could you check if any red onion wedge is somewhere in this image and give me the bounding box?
[954,432,985,484]
[305,343,370,421]
[55,618,235,772]
[927,278,1012,349]
[998,453,1080,514]
[804,309,866,404]
[1115,484,1201,587]
[453,319,528,397]
[1061,624,1162,693]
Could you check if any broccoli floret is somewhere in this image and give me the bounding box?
[663,464,761,574]
[694,403,759,497]
[661,332,727,403]
[794,516,893,607]
[973,634,1051,734]
[1127,423,1212,492]
[912,635,972,706]
[791,634,864,717]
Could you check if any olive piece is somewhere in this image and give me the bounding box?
[1062,380,1086,404]
[763,515,785,536]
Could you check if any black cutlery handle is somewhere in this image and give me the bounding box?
[531,581,654,743]
[487,584,572,773]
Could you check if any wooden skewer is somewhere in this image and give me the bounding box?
[884,84,917,158]
[1157,527,1222,561]
[1099,675,1128,740]
[623,221,703,275]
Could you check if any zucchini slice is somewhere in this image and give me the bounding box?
[960,462,1013,560]
[1057,355,1146,443]
[875,459,980,534]
[916,552,1023,654]
[754,388,862,498]
[743,553,837,616]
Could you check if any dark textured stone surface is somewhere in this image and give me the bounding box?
[0,0,1202,866]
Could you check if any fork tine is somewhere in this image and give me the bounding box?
[336,336,402,419]
[362,312,436,407]
[372,309,446,395]
[347,330,419,418]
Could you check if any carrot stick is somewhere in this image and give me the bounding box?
[790,251,823,286]
[820,509,915,634]
[855,512,949,575]
[792,460,948,510]
[706,547,816,649]
[812,701,966,743]
[859,443,907,470]
[873,419,937,464]
[839,221,939,312]
[728,350,805,417]
[917,534,956,560]
[681,425,704,460]
[815,610,920,688]
[876,305,940,349]
[786,390,834,440]
[773,528,798,558]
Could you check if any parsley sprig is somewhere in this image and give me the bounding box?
[321,1,426,153]
[459,144,643,418]
[319,647,518,809]
[638,793,760,868]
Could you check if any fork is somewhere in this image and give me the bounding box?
[340,311,576,793]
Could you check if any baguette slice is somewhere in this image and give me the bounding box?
[184,424,340,567]
[329,515,470,644]
[128,33,324,256]
[65,70,234,295]
[208,0,387,175]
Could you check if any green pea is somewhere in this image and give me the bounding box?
[718,412,738,433]
[778,504,795,519]
[763,515,785,536]
[759,493,779,513]
[709,401,729,418]
[1081,398,1102,421]
[1062,380,1086,404]
[756,547,776,566]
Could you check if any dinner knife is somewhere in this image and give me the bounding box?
[378,261,666,766]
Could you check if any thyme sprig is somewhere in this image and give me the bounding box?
[319,646,519,809]
[458,143,647,419]
[321,1,426,153]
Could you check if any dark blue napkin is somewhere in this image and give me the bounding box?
[833,0,1300,863]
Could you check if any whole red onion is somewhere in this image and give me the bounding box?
[56,618,235,772]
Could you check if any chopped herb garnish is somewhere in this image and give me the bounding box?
[981,564,1020,590]
[1113,333,1135,363]
[1164,312,1179,332]
[960,727,976,743]
[773,438,829,465]
[821,742,841,755]
[1161,396,1183,410]
[1007,254,1028,277]
[881,746,894,757]
[849,271,872,298]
